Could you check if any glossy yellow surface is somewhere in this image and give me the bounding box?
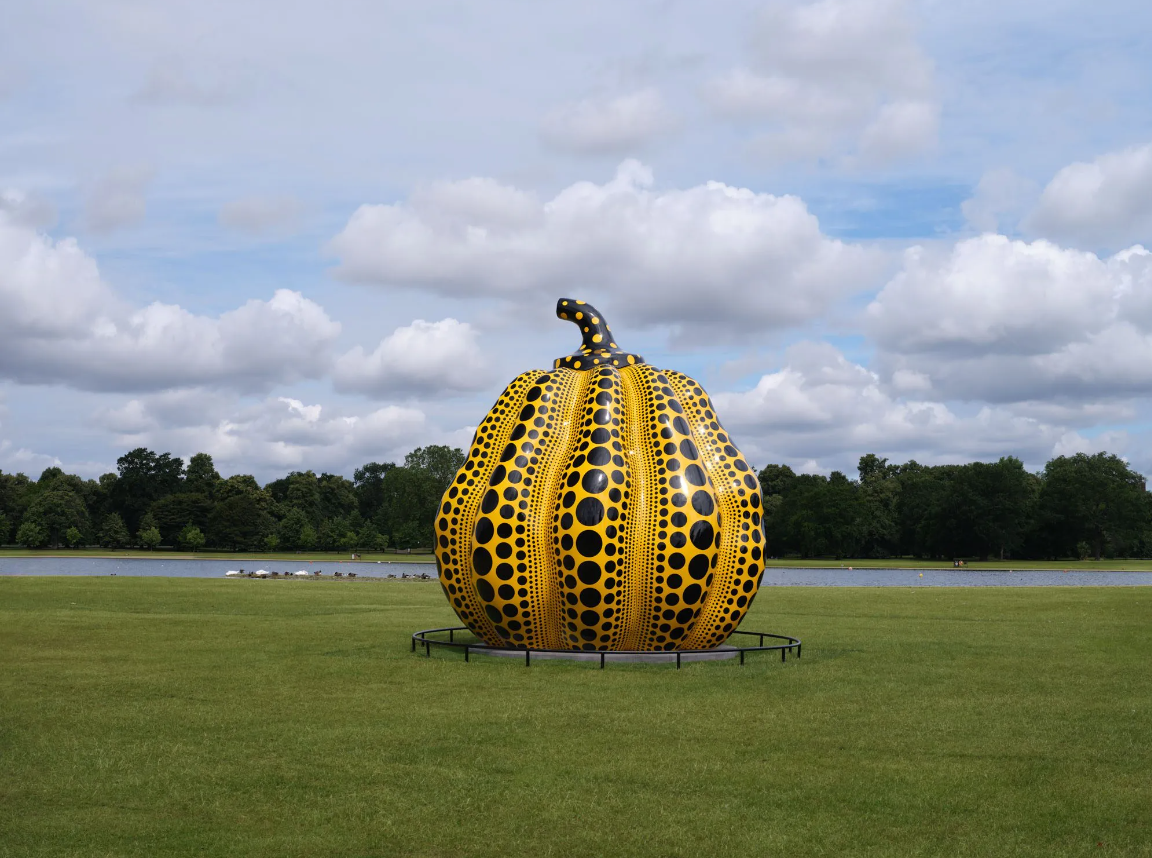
[435,364,764,652]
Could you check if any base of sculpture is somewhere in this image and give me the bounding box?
[473,643,740,663]
[410,626,801,668]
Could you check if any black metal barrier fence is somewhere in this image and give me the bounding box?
[410,626,801,668]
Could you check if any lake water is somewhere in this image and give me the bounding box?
[1,557,1150,586]
[0,557,434,578]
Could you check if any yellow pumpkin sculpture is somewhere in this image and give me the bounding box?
[435,299,764,651]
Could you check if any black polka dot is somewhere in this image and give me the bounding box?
[473,547,492,576]
[582,469,608,493]
[691,490,714,516]
[481,490,499,514]
[476,578,495,600]
[679,439,699,459]
[671,511,687,527]
[683,583,702,604]
[576,497,605,526]
[581,610,601,626]
[576,530,603,557]
[496,563,514,580]
[489,465,506,485]
[670,492,687,507]
[579,589,601,608]
[684,464,706,486]
[588,447,611,466]
[577,561,601,585]
[474,518,494,544]
[484,605,502,623]
[688,554,710,580]
[690,520,715,550]
[668,552,685,569]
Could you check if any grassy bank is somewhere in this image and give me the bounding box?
[1,579,1149,857]
[0,548,436,563]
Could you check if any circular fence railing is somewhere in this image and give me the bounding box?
[410,626,801,668]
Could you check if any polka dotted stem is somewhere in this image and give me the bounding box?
[553,298,644,371]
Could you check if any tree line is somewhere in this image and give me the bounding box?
[759,452,1152,561]
[0,446,465,553]
[2,446,1149,560]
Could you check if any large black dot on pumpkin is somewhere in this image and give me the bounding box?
[588,447,611,466]
[484,605,502,624]
[684,464,706,486]
[576,497,604,526]
[580,610,600,626]
[579,588,601,608]
[591,427,610,444]
[691,490,715,515]
[676,608,694,624]
[668,552,685,569]
[489,465,506,485]
[474,518,494,544]
[683,583,702,604]
[476,577,495,601]
[593,409,611,425]
[690,520,715,550]
[473,547,493,576]
[689,554,710,580]
[576,530,603,557]
[582,469,608,493]
[577,561,602,585]
[481,490,499,514]
[679,439,699,460]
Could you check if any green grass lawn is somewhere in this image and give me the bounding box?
[1,579,1149,857]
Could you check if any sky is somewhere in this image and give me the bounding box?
[2,0,1152,483]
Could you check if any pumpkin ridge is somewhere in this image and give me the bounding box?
[466,369,586,647]
[438,370,541,645]
[619,364,719,650]
[666,370,765,649]
[553,366,630,650]
[530,367,589,649]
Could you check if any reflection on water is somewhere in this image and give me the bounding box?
[1,557,1150,586]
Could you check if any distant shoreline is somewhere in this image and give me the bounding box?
[0,549,437,563]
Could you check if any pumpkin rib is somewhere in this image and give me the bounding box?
[552,366,631,650]
[619,364,720,650]
[437,369,541,645]
[616,365,654,650]
[666,371,765,650]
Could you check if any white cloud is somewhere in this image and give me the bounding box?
[218,195,303,236]
[0,189,56,229]
[1025,141,1152,249]
[961,169,1038,234]
[97,393,427,476]
[0,211,341,392]
[867,235,1152,402]
[539,88,670,155]
[334,318,490,397]
[329,160,884,334]
[711,341,1085,472]
[84,166,154,234]
[704,0,937,165]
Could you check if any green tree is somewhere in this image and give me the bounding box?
[24,489,90,547]
[184,453,221,497]
[111,448,185,533]
[65,526,84,548]
[857,455,899,558]
[16,521,48,549]
[149,493,212,544]
[354,461,396,521]
[298,524,317,551]
[99,513,131,549]
[263,533,280,552]
[209,494,275,550]
[178,524,206,552]
[1033,453,1148,559]
[0,511,10,545]
[138,526,162,550]
[277,507,311,550]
